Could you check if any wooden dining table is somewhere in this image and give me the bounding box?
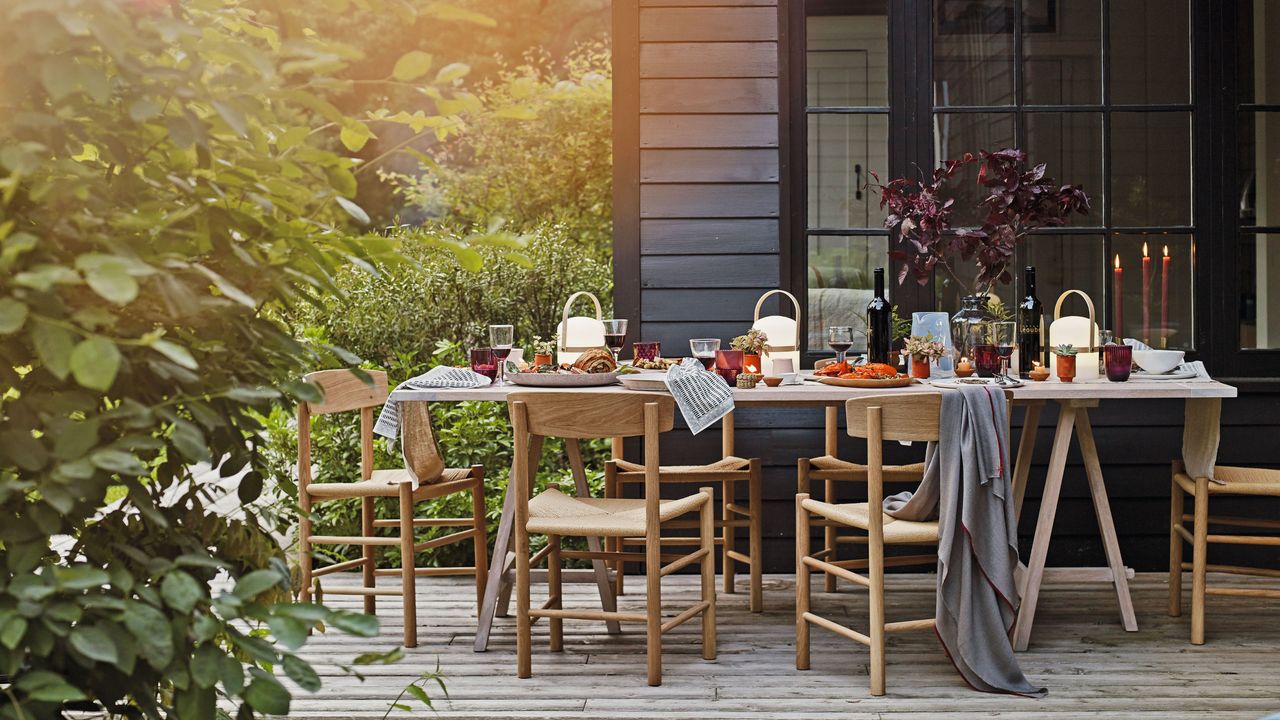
[391,375,1237,652]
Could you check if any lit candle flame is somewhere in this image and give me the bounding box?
[1143,242,1148,257]
[1163,245,1169,257]
[1114,254,1120,268]
[746,364,757,373]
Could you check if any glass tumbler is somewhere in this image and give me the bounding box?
[469,348,497,381]
[1105,344,1133,382]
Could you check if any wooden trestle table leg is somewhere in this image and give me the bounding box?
[566,438,623,635]
[474,434,542,651]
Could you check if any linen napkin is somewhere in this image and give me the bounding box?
[1124,339,1223,484]
[374,366,491,440]
[663,357,734,435]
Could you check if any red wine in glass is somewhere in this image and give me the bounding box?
[696,355,716,370]
[491,347,512,362]
[604,333,626,356]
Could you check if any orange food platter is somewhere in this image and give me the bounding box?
[815,375,915,389]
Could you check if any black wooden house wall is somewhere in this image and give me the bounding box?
[612,0,1280,573]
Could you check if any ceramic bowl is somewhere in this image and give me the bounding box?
[762,376,782,387]
[1131,349,1184,375]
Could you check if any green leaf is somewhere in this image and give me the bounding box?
[0,297,27,334]
[123,601,175,669]
[435,62,471,84]
[1,429,48,471]
[212,100,248,137]
[352,646,404,665]
[219,654,245,695]
[267,615,307,650]
[274,603,331,622]
[328,611,379,637]
[190,644,222,689]
[175,685,216,720]
[243,671,291,715]
[171,418,210,462]
[53,566,110,590]
[129,97,162,122]
[32,320,75,380]
[152,338,198,369]
[339,122,373,152]
[232,569,283,599]
[335,196,370,225]
[16,670,88,703]
[0,616,28,650]
[238,470,264,504]
[69,336,121,391]
[406,683,434,708]
[425,3,497,27]
[282,654,322,692]
[161,570,205,613]
[392,50,434,81]
[81,257,139,305]
[70,625,119,664]
[91,448,146,475]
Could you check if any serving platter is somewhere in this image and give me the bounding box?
[509,371,619,387]
[815,375,915,389]
[930,377,1025,389]
[1128,369,1199,381]
[618,375,670,392]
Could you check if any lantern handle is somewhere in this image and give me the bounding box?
[1053,289,1098,350]
[559,291,604,354]
[753,289,801,322]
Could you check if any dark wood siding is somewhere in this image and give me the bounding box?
[612,1,1280,573]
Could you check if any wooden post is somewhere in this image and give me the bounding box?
[471,467,488,614]
[1168,462,1184,617]
[1191,476,1209,645]
[547,534,563,652]
[359,406,376,615]
[1075,410,1137,632]
[795,493,811,671]
[475,434,542,652]
[566,439,622,634]
[512,402,532,678]
[297,402,314,604]
[644,402,663,686]
[823,405,838,593]
[1012,400,1043,523]
[399,483,418,648]
[748,458,763,613]
[699,486,717,661]
[866,406,886,697]
[722,415,736,596]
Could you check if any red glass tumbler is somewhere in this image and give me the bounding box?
[1104,344,1133,382]
[715,349,743,386]
[469,348,497,381]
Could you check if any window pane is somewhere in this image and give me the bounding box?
[933,0,1015,107]
[1111,112,1192,226]
[1110,234,1194,350]
[1022,0,1101,105]
[808,113,889,229]
[1239,112,1280,228]
[1020,233,1106,345]
[1110,0,1190,104]
[933,112,1016,226]
[807,1,889,107]
[1241,234,1280,349]
[1237,0,1280,105]
[807,235,888,352]
[1025,112,1103,226]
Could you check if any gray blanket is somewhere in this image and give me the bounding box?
[883,385,1045,697]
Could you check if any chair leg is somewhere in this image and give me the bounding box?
[722,479,735,595]
[361,497,377,615]
[606,464,624,596]
[824,478,838,593]
[1190,478,1209,645]
[699,487,717,661]
[548,535,563,652]
[1168,472,1184,618]
[646,523,663,687]
[471,472,488,615]
[399,485,418,649]
[869,523,886,697]
[299,494,314,603]
[516,527,532,678]
[795,493,811,671]
[748,460,763,613]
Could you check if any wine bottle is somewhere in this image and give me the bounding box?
[1017,266,1043,378]
[867,267,891,364]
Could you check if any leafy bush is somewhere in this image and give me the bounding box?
[388,45,613,259]
[0,0,501,717]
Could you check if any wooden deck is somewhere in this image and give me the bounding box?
[290,573,1280,719]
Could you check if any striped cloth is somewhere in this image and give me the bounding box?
[664,357,734,435]
[373,366,491,440]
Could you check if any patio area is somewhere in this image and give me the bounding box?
[289,573,1280,719]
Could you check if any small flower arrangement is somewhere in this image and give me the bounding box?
[730,329,769,356]
[904,334,946,360]
[531,334,556,357]
[1052,344,1078,357]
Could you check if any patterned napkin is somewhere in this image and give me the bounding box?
[664,358,734,435]
[374,366,491,440]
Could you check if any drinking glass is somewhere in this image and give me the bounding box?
[690,338,720,370]
[633,341,661,363]
[715,349,743,386]
[827,326,854,365]
[603,319,628,361]
[992,321,1016,382]
[1105,344,1133,382]
[469,348,496,382]
[489,324,514,384]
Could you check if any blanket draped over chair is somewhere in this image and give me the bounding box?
[882,385,1046,697]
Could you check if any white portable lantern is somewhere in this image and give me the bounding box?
[1048,289,1100,381]
[556,291,606,365]
[751,289,802,377]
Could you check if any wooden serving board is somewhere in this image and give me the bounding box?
[815,375,914,389]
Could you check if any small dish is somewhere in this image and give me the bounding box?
[1131,349,1184,375]
[762,376,782,387]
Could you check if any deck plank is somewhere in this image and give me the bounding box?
[286,573,1280,719]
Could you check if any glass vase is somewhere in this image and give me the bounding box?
[951,295,993,370]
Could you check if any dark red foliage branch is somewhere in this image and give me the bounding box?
[870,148,1091,295]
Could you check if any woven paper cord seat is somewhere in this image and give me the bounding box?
[800,498,940,544]
[306,468,476,498]
[528,487,708,537]
[614,456,750,474]
[809,455,926,476]
[1175,465,1280,495]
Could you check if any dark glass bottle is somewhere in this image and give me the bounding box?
[1017,266,1043,378]
[867,267,891,364]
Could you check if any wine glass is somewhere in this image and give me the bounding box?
[690,338,720,370]
[603,319,628,362]
[489,324,514,385]
[992,321,1016,383]
[827,326,854,365]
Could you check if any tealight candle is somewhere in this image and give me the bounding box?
[955,356,975,378]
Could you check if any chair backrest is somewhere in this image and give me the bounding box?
[303,369,389,414]
[506,391,675,439]
[845,393,943,443]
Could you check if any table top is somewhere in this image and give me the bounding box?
[391,375,1238,405]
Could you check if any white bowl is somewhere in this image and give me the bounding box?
[1131,349,1184,375]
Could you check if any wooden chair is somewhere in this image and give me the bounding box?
[796,393,945,696]
[608,412,765,610]
[1168,460,1280,644]
[509,391,715,686]
[796,404,929,594]
[297,369,488,648]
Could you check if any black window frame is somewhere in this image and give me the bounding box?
[781,0,1280,379]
